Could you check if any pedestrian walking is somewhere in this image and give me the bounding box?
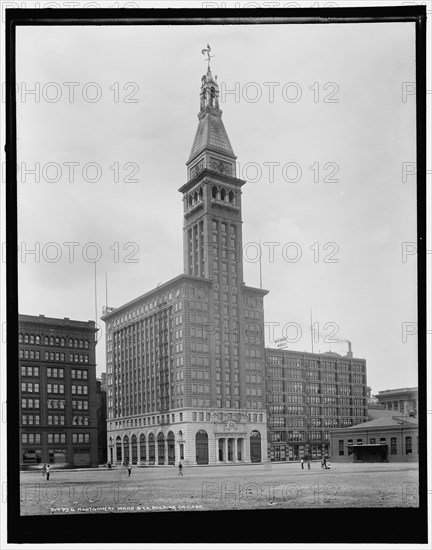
[300,458,304,470]
[46,464,50,481]
[307,457,311,470]
[178,461,183,476]
[127,463,132,477]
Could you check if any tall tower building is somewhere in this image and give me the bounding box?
[102,60,269,466]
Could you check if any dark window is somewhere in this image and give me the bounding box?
[405,436,412,455]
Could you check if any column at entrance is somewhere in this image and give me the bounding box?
[233,439,238,463]
[223,438,228,462]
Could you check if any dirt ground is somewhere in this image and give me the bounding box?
[19,461,419,515]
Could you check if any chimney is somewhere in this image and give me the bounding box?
[347,340,353,358]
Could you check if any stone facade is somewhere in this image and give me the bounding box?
[102,66,268,466]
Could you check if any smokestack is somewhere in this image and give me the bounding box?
[347,340,353,358]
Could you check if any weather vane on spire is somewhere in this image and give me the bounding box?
[201,44,215,68]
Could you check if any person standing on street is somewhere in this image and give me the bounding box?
[178,461,183,476]
[46,464,50,481]
[127,463,132,477]
[300,458,304,470]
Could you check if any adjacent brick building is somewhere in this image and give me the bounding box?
[265,348,367,462]
[19,314,99,468]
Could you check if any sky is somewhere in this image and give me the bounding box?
[15,20,418,394]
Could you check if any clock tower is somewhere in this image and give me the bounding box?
[179,64,245,285]
[179,60,269,464]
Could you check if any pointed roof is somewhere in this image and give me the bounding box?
[188,110,235,163]
[187,65,236,164]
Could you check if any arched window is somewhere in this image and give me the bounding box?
[199,187,203,200]
[196,430,209,465]
[19,334,23,343]
[35,336,40,344]
[405,436,412,455]
[24,334,29,344]
[84,340,89,349]
[131,435,138,465]
[212,186,218,199]
[79,340,84,349]
[370,438,376,444]
[74,339,78,348]
[167,431,175,465]
[194,191,198,203]
[60,338,65,347]
[116,436,122,463]
[250,430,262,463]
[229,191,235,203]
[188,195,193,208]
[139,434,146,463]
[44,337,49,345]
[68,339,73,347]
[49,337,54,346]
[148,433,155,464]
[123,435,130,464]
[157,433,165,465]
[55,337,59,345]
[220,188,226,202]
[30,335,35,344]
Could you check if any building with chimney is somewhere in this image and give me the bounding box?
[19,314,99,468]
[265,348,367,462]
[102,63,268,466]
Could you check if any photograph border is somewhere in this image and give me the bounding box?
[5,5,428,544]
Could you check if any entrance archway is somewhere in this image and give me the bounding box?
[195,430,209,465]
[250,430,262,463]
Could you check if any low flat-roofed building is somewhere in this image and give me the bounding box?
[330,415,418,463]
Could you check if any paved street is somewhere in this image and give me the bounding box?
[20,461,419,515]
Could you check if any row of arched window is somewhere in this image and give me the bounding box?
[186,187,204,209]
[212,185,236,204]
[19,334,89,349]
